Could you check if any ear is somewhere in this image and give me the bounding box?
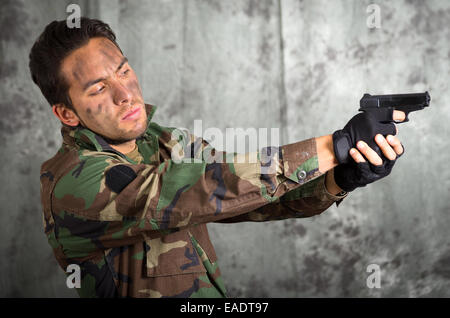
[52,103,80,127]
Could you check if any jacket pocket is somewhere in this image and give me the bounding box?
[143,229,206,277]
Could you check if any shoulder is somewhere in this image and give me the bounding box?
[145,121,193,154]
[42,146,127,214]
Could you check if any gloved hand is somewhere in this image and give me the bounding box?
[333,151,403,192]
[333,135,405,192]
[333,111,396,164]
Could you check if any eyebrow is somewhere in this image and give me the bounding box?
[82,57,129,92]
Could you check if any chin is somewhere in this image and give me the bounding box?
[95,123,146,146]
[130,118,148,138]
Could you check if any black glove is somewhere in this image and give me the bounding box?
[333,111,396,164]
[333,146,404,192]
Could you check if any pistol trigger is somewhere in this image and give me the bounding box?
[396,116,409,124]
[403,112,410,123]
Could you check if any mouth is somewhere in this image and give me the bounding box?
[122,106,142,121]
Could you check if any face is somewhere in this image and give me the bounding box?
[58,37,147,144]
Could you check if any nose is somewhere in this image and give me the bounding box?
[112,80,133,106]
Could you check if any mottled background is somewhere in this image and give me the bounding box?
[0,0,449,297]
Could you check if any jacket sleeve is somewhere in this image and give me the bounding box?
[215,172,348,224]
[48,132,323,252]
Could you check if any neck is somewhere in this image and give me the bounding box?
[110,139,136,154]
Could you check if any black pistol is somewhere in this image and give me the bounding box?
[359,92,431,123]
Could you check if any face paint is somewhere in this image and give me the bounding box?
[127,77,143,97]
[99,40,123,72]
[100,48,119,65]
[62,38,147,150]
[71,56,86,83]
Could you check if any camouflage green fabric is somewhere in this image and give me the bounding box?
[40,104,347,298]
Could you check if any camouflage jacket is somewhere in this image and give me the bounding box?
[40,104,347,298]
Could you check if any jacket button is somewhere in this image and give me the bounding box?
[297,170,307,180]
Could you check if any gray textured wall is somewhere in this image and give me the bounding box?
[0,0,449,297]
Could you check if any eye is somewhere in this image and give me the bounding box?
[89,85,105,96]
[121,69,130,76]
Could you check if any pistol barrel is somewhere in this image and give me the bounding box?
[359,92,430,109]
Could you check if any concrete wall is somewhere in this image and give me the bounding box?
[0,0,448,297]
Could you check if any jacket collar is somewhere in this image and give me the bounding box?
[61,104,157,155]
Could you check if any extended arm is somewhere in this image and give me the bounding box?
[44,128,325,254]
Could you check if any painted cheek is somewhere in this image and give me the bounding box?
[105,102,116,119]
[97,104,103,114]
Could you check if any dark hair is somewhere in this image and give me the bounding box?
[29,17,122,109]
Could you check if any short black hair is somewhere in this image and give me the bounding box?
[29,17,122,109]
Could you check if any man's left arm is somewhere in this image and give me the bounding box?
[215,169,347,223]
[215,107,406,224]
[215,135,347,224]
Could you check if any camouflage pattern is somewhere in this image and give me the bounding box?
[40,104,347,298]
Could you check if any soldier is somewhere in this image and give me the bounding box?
[29,17,404,297]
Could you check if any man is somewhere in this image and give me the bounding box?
[30,18,404,298]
